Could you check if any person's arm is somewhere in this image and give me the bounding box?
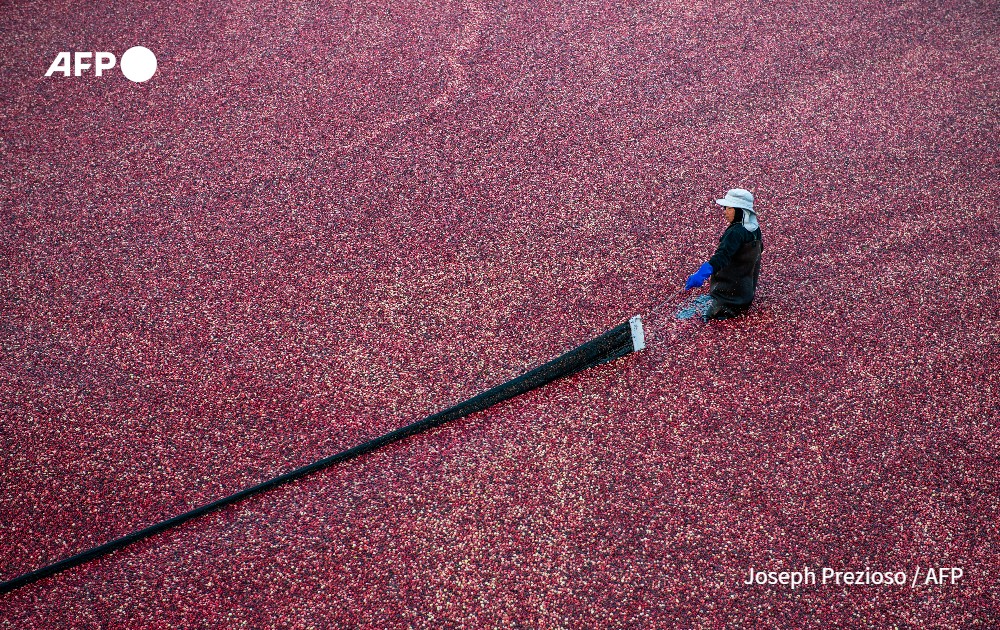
[708,226,750,272]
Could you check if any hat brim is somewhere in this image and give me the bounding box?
[715,198,754,210]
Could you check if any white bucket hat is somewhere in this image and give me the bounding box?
[715,188,754,210]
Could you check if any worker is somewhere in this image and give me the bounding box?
[683,188,763,320]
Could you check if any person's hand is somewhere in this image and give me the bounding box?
[684,262,713,290]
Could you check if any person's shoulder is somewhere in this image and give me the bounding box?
[728,223,757,239]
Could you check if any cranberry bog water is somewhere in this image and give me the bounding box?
[1,0,997,626]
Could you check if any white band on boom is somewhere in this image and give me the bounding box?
[629,315,646,352]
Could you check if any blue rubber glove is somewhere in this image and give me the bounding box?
[684,262,713,290]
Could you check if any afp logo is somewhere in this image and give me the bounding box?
[45,46,157,83]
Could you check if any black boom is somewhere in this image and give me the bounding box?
[0,315,645,595]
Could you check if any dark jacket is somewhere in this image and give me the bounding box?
[708,222,763,310]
